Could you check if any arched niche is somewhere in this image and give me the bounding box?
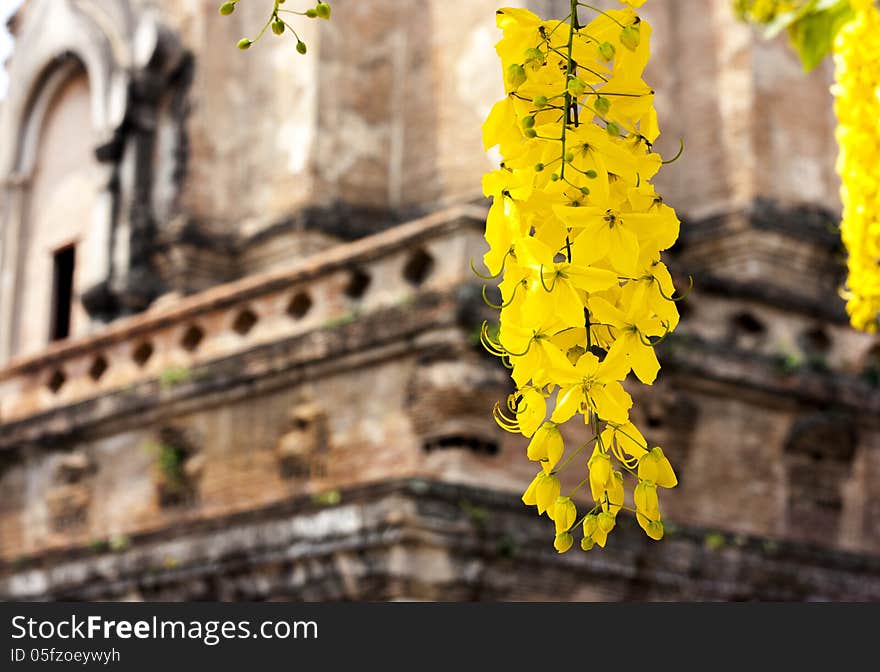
[0,0,131,364]
[0,1,185,364]
[13,60,102,357]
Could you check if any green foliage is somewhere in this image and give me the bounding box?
[109,534,132,552]
[782,1,855,71]
[323,311,358,329]
[159,366,191,389]
[704,531,727,551]
[311,489,341,506]
[774,349,804,375]
[146,441,188,491]
[459,499,491,528]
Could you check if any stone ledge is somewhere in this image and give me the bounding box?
[660,335,880,421]
[3,479,880,601]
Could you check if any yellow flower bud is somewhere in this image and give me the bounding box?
[553,496,577,533]
[526,422,564,472]
[535,473,561,515]
[638,513,664,540]
[522,472,541,507]
[638,446,678,488]
[597,511,616,534]
[634,480,660,519]
[588,448,612,502]
[554,532,574,553]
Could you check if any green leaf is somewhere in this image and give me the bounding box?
[785,0,854,71]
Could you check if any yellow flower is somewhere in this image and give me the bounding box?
[588,284,667,384]
[549,341,633,424]
[516,387,547,438]
[483,0,681,553]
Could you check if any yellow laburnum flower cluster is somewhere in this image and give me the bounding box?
[833,0,880,332]
[480,0,680,553]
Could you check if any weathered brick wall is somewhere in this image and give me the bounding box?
[0,0,877,601]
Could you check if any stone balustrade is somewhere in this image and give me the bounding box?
[0,206,488,426]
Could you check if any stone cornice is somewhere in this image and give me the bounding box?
[2,478,879,601]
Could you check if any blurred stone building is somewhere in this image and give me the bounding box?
[0,0,879,601]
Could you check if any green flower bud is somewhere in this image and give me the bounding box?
[550,173,559,182]
[567,77,587,96]
[237,38,252,50]
[580,536,595,551]
[272,19,285,35]
[521,115,535,129]
[580,186,590,196]
[585,169,598,179]
[524,128,537,138]
[507,63,527,89]
[535,163,545,172]
[533,95,548,108]
[606,121,620,137]
[620,25,640,51]
[564,152,574,163]
[306,8,318,17]
[598,41,615,61]
[594,96,611,115]
[296,40,308,54]
[219,2,236,16]
[524,47,543,63]
[315,2,331,19]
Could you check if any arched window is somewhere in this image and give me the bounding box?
[7,61,101,358]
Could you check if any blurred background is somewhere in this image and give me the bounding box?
[0,0,878,601]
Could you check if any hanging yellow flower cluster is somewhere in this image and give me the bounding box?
[480,0,681,553]
[833,0,880,333]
